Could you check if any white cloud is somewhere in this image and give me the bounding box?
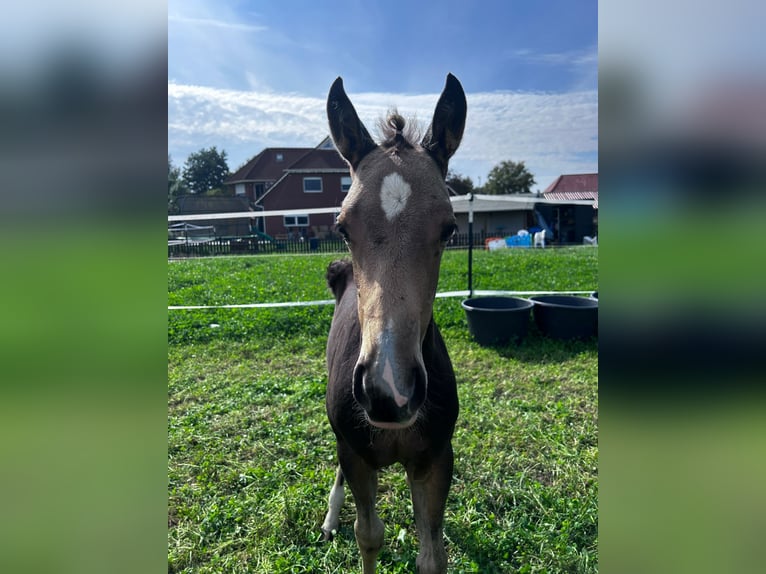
[168,83,597,190]
[168,15,267,33]
[507,46,598,69]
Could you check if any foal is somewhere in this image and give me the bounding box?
[321,74,466,574]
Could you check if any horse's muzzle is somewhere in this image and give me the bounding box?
[352,360,427,428]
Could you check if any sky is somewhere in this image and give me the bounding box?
[168,0,598,191]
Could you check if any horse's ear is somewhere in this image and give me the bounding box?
[327,77,377,170]
[421,73,467,177]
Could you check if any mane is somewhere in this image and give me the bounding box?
[326,259,353,303]
[376,110,421,150]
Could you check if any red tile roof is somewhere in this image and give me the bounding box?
[287,147,348,171]
[225,136,350,184]
[542,173,598,202]
[226,147,314,183]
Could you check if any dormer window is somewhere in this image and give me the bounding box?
[303,177,322,193]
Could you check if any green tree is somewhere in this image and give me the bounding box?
[484,160,536,195]
[182,146,230,195]
[446,169,475,195]
[168,155,187,214]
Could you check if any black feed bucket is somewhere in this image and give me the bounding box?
[461,296,534,346]
[530,295,598,340]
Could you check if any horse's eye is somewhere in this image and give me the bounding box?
[440,223,457,242]
[336,223,349,242]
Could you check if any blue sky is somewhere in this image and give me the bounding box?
[168,0,598,190]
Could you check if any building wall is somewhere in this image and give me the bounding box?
[229,180,276,203]
[175,195,255,237]
[454,205,595,244]
[455,211,531,237]
[260,172,348,237]
[534,204,597,244]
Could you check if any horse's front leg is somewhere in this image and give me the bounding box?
[338,442,384,574]
[406,443,454,574]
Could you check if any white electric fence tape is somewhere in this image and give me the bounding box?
[168,290,595,310]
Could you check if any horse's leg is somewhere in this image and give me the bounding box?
[338,443,384,574]
[321,465,345,540]
[406,443,454,574]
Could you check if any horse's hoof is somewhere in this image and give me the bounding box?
[321,527,335,542]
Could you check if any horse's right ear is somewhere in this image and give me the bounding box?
[421,73,467,177]
[327,77,377,170]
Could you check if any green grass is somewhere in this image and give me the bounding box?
[168,247,598,573]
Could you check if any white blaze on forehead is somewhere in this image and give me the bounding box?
[380,172,412,221]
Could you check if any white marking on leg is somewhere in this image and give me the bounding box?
[380,173,412,221]
[321,475,345,536]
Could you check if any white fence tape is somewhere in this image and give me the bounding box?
[168,299,335,310]
[168,290,595,310]
[167,195,595,224]
[168,207,340,222]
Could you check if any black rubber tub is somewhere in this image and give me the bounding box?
[529,295,598,340]
[461,296,534,346]
[590,291,598,300]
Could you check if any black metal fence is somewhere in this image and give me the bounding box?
[168,235,344,258]
[168,232,495,258]
[448,232,491,250]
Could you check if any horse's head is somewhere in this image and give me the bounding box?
[327,74,466,429]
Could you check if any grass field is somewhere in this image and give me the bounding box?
[168,247,598,573]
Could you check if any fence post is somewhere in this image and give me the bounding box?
[468,192,474,298]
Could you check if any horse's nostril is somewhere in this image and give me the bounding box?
[411,366,427,410]
[352,363,371,410]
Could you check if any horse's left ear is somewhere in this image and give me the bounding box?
[327,77,377,170]
[421,73,467,177]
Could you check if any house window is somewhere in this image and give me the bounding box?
[276,153,284,162]
[235,183,246,196]
[284,214,309,227]
[303,177,322,193]
[341,176,352,193]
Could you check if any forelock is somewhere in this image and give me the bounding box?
[376,110,421,150]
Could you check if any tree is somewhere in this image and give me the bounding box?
[484,160,536,195]
[181,146,230,195]
[168,155,187,214]
[446,169,475,195]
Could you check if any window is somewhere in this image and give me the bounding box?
[235,183,246,196]
[284,215,309,227]
[303,177,322,193]
[341,176,352,193]
[276,153,284,162]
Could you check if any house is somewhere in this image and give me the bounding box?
[450,173,598,244]
[537,173,598,243]
[225,137,350,238]
[225,146,315,203]
[450,194,538,238]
